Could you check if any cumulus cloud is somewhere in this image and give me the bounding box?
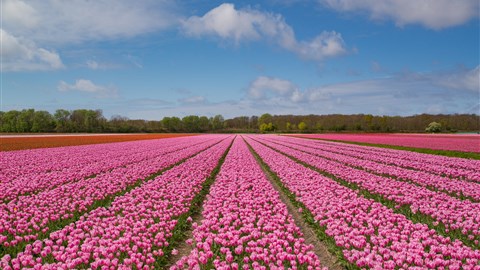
[58,79,118,98]
[245,66,479,115]
[1,29,64,71]
[3,0,177,44]
[179,96,207,104]
[182,3,347,60]
[435,66,480,92]
[2,0,177,71]
[320,0,479,29]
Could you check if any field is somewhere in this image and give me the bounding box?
[0,134,195,151]
[1,134,479,269]
[291,133,480,153]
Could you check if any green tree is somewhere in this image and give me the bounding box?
[17,109,35,132]
[258,113,272,127]
[182,115,200,132]
[32,111,55,132]
[1,110,20,132]
[198,116,210,132]
[210,114,224,130]
[259,122,275,133]
[298,121,308,132]
[54,109,71,132]
[425,121,442,133]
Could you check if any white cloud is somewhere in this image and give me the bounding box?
[435,66,480,92]
[320,0,479,29]
[179,96,207,104]
[3,0,178,44]
[1,29,64,71]
[182,3,347,60]
[86,60,100,70]
[244,66,479,115]
[58,79,118,98]
[2,0,177,72]
[248,76,297,99]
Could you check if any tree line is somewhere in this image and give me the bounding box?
[0,109,479,133]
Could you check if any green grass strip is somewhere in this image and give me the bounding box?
[245,140,358,270]
[254,138,478,250]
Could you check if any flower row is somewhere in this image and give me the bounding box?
[269,136,480,200]
[173,137,323,270]
[0,136,226,253]
[291,133,480,153]
[283,135,480,182]
[256,136,480,245]
[0,136,213,201]
[0,136,233,269]
[246,136,480,269]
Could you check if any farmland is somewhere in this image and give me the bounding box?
[291,133,480,154]
[1,134,479,269]
[0,134,195,151]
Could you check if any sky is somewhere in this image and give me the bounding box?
[1,0,479,120]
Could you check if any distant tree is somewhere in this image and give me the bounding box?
[259,122,275,133]
[182,115,200,132]
[54,109,71,132]
[210,114,224,130]
[1,110,20,132]
[198,116,210,132]
[32,111,55,132]
[425,121,442,133]
[298,121,308,132]
[258,113,272,127]
[17,109,35,132]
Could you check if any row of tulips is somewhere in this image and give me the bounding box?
[290,133,480,153]
[0,136,213,202]
[0,136,233,270]
[0,138,185,180]
[245,136,480,269]
[255,136,480,247]
[284,135,480,182]
[172,137,324,270]
[268,136,480,201]
[0,135,227,256]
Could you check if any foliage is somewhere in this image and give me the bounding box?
[298,121,308,131]
[425,121,442,133]
[1,109,479,133]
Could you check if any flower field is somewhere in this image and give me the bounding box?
[291,133,480,153]
[1,134,479,269]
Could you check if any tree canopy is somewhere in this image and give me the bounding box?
[0,109,478,134]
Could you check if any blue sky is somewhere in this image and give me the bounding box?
[2,0,479,120]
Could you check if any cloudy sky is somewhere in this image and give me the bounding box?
[2,0,479,119]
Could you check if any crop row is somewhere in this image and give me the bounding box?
[173,137,323,270]
[0,136,233,269]
[284,136,480,182]
[246,136,480,269]
[0,135,225,256]
[268,136,480,201]
[255,136,480,247]
[292,133,480,153]
[0,136,214,201]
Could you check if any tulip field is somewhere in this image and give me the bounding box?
[1,134,479,269]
